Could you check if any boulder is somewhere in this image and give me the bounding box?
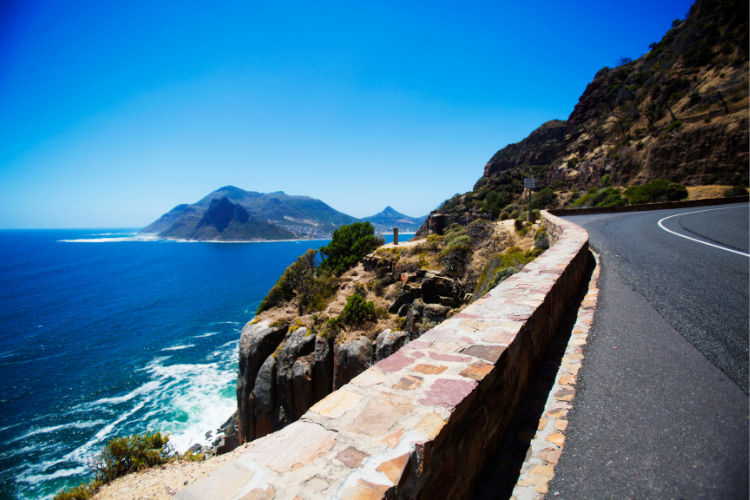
[292,356,314,419]
[334,337,374,388]
[405,299,425,338]
[312,335,334,402]
[375,329,409,360]
[236,320,286,443]
[422,303,452,323]
[421,272,459,304]
[388,289,416,314]
[252,355,277,439]
[275,326,315,427]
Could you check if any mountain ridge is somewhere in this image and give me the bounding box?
[142,187,428,240]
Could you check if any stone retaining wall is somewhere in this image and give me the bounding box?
[177,211,590,500]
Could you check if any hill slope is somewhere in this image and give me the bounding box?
[433,0,748,224]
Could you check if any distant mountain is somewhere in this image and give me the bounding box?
[142,186,359,240]
[362,206,427,233]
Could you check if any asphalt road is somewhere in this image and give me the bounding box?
[548,203,749,499]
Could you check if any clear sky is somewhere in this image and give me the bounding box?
[0,0,694,228]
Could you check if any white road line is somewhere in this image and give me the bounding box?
[657,206,750,258]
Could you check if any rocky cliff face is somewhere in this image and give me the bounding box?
[233,260,471,444]
[427,0,748,229]
[229,219,529,446]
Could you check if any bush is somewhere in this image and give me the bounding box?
[571,187,626,208]
[55,432,173,499]
[319,222,383,276]
[724,185,749,197]
[625,179,688,204]
[54,483,99,500]
[94,432,173,483]
[259,235,360,314]
[534,229,549,250]
[474,247,542,298]
[339,293,376,327]
[665,120,683,132]
[531,187,558,209]
[514,219,524,231]
[439,224,472,276]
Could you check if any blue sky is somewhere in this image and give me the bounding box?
[0,0,694,228]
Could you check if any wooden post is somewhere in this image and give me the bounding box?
[393,227,399,245]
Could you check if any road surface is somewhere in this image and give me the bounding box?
[548,203,749,498]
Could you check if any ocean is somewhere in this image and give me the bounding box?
[0,229,409,499]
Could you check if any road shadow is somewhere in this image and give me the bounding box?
[472,250,596,499]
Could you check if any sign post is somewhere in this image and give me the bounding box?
[523,177,535,222]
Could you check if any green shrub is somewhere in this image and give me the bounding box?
[474,247,543,298]
[319,222,383,276]
[625,179,688,204]
[724,185,749,197]
[55,432,174,499]
[531,187,558,209]
[257,249,316,313]
[339,293,376,327]
[514,219,524,231]
[499,210,510,220]
[426,233,443,251]
[54,482,100,500]
[665,120,683,132]
[94,432,173,483]
[571,187,626,208]
[534,229,549,250]
[439,224,472,276]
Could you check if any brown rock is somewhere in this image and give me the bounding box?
[376,453,410,484]
[336,446,369,468]
[393,375,423,390]
[459,363,494,380]
[347,392,414,437]
[338,479,391,500]
[413,363,447,375]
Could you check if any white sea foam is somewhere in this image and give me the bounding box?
[62,401,148,465]
[193,331,218,338]
[19,465,89,484]
[84,380,161,407]
[7,420,107,444]
[13,331,239,495]
[161,344,195,352]
[58,235,160,243]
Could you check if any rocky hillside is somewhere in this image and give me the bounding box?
[142,186,358,240]
[435,0,747,223]
[223,219,546,449]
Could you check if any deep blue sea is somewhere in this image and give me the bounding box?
[0,229,408,499]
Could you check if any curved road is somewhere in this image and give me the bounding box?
[549,203,749,498]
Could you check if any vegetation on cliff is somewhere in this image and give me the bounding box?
[236,218,544,446]
[53,432,190,500]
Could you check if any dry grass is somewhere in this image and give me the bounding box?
[686,185,733,200]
